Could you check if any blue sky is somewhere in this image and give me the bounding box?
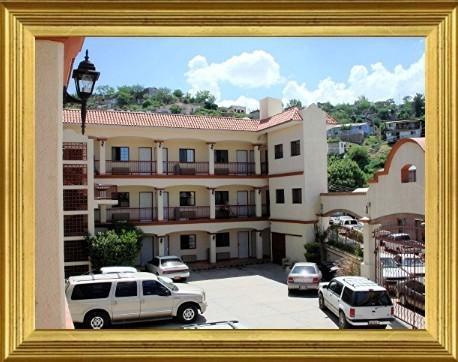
[73,37,425,111]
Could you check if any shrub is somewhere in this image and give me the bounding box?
[304,242,322,263]
[87,224,143,270]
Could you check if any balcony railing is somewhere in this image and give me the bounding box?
[95,160,157,175]
[106,207,158,223]
[95,184,118,200]
[164,161,209,175]
[214,162,255,176]
[215,204,256,219]
[164,206,210,220]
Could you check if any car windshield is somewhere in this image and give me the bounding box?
[392,234,410,240]
[353,291,392,306]
[161,258,183,267]
[402,258,424,267]
[348,220,357,225]
[158,276,178,291]
[291,266,316,274]
[381,258,398,268]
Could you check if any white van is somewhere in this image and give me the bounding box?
[65,272,207,329]
[318,276,394,329]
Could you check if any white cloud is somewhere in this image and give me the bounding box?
[186,50,282,100]
[282,54,425,106]
[218,96,260,112]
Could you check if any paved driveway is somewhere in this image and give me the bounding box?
[118,263,407,329]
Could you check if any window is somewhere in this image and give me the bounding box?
[71,282,112,300]
[290,140,300,156]
[216,232,230,247]
[401,164,417,183]
[112,147,129,161]
[113,192,130,207]
[276,189,285,204]
[328,281,344,296]
[142,280,167,296]
[214,150,229,163]
[179,148,195,163]
[292,188,302,204]
[274,144,283,159]
[341,287,354,305]
[180,191,195,206]
[115,281,138,297]
[215,191,229,205]
[180,234,196,249]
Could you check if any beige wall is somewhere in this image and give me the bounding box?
[270,222,315,261]
[105,137,156,161]
[267,124,304,175]
[36,40,66,328]
[368,141,424,220]
[269,174,306,220]
[321,191,368,218]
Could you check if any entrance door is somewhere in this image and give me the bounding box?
[163,191,169,220]
[162,147,168,174]
[238,231,249,258]
[139,147,152,174]
[271,233,286,264]
[237,191,248,217]
[139,192,153,221]
[236,150,248,175]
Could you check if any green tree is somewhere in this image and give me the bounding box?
[194,90,216,104]
[87,225,143,270]
[173,89,184,98]
[96,85,116,97]
[170,104,182,114]
[412,93,425,119]
[328,157,366,190]
[347,145,370,171]
[286,99,303,108]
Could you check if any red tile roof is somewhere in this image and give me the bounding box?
[325,113,338,125]
[63,106,335,132]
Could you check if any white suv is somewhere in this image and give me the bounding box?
[318,276,394,329]
[65,272,207,329]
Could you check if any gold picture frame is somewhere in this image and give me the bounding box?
[0,1,457,361]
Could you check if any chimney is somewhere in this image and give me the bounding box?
[259,97,283,119]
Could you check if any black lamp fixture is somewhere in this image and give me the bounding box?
[63,49,100,135]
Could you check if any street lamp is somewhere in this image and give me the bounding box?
[63,49,100,135]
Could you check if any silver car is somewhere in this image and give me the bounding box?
[65,272,206,329]
[146,256,190,281]
[287,262,322,292]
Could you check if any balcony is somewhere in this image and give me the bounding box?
[95,160,157,175]
[95,184,117,200]
[215,204,256,218]
[164,162,209,175]
[164,206,210,220]
[214,162,255,176]
[107,207,158,223]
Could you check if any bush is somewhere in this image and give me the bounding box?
[87,225,143,270]
[304,242,322,263]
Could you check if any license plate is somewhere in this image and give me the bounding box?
[368,320,380,325]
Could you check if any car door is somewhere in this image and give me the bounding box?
[111,281,141,321]
[140,280,175,318]
[326,280,343,314]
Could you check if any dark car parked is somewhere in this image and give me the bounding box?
[397,279,425,312]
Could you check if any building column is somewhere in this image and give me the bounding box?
[256,230,263,259]
[98,138,107,175]
[155,141,163,174]
[254,144,261,175]
[100,204,107,224]
[209,188,215,219]
[209,233,216,264]
[158,236,166,257]
[255,188,262,217]
[208,143,215,175]
[157,189,164,221]
[360,217,378,281]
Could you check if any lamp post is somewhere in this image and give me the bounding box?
[63,49,100,135]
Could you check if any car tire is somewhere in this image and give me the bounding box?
[84,310,111,330]
[177,303,198,324]
[338,311,350,329]
[318,293,326,311]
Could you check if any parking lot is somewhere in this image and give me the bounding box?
[119,263,407,329]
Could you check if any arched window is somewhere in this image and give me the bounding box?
[401,164,416,183]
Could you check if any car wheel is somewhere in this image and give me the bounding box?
[178,304,198,323]
[338,311,349,329]
[84,310,111,330]
[318,293,326,311]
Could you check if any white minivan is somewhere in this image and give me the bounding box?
[318,276,394,329]
[65,272,207,329]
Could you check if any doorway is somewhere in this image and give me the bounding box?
[271,232,286,264]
